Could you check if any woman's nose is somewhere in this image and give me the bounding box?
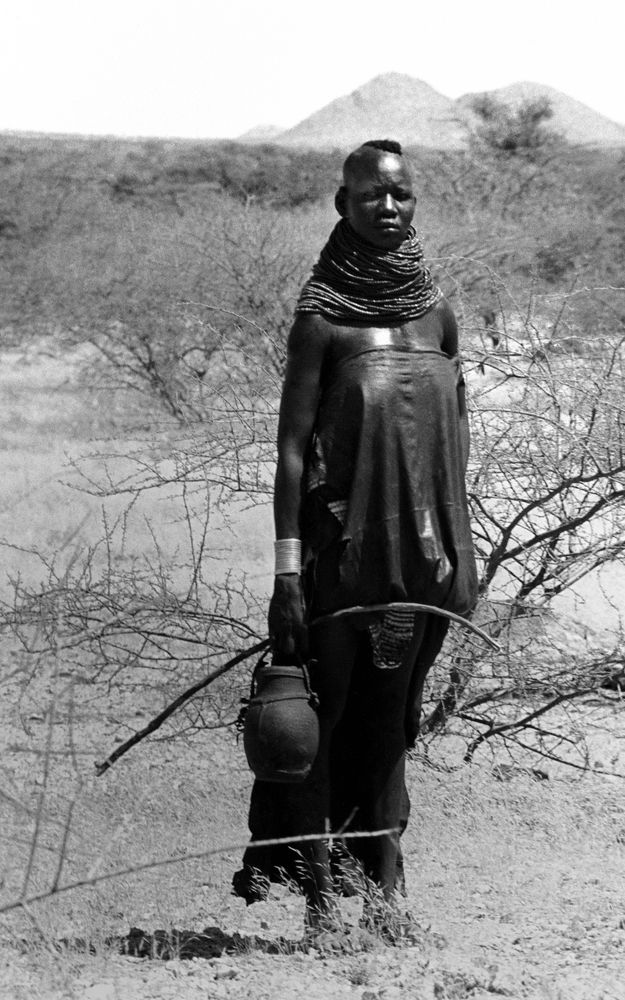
[379,193,396,214]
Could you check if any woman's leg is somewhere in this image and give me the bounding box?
[299,618,361,915]
[332,616,432,899]
[235,618,360,916]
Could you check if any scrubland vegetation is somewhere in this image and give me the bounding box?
[1,103,625,995]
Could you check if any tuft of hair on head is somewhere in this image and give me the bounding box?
[341,139,405,188]
[362,139,403,155]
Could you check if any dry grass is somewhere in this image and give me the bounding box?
[1,326,625,1000]
[2,718,625,998]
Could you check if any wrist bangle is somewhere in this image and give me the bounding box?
[274,538,301,575]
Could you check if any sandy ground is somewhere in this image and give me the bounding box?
[1,341,625,999]
[2,707,625,1000]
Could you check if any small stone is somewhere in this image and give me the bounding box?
[83,985,116,1000]
[214,966,239,981]
[488,966,517,996]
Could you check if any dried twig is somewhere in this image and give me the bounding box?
[95,638,269,775]
[463,687,595,762]
[0,827,399,915]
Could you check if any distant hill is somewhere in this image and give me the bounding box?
[275,73,471,150]
[237,124,285,144]
[457,82,625,147]
[241,74,625,150]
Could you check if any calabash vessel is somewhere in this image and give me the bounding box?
[243,660,319,783]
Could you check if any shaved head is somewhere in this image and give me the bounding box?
[342,139,411,188]
[334,139,416,250]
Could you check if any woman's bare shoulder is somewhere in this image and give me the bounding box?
[287,312,335,359]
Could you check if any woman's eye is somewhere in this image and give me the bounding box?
[361,189,412,202]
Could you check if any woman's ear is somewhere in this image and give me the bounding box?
[334,186,347,217]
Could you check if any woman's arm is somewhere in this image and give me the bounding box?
[269,313,330,659]
[273,314,328,538]
[439,297,470,471]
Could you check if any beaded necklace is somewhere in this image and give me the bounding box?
[296,219,441,324]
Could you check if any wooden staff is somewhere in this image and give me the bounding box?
[313,602,500,649]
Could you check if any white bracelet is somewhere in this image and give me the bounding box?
[274,538,301,575]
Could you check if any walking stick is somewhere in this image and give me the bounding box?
[312,602,500,649]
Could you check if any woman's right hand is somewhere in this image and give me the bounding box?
[268,573,309,662]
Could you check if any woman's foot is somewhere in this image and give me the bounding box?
[360,894,425,946]
[231,864,270,904]
[303,899,379,953]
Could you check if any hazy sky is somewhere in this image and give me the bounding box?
[3,0,624,138]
